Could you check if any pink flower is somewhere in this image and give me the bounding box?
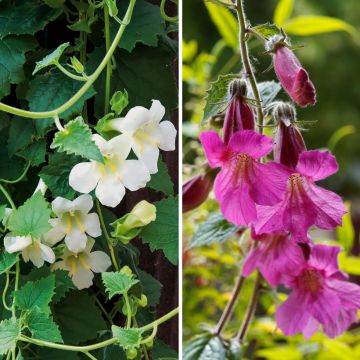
[255,150,346,241]
[242,229,304,287]
[200,130,289,226]
[274,46,316,107]
[276,244,360,338]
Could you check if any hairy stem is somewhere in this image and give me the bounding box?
[236,0,264,132]
[104,4,112,114]
[0,0,136,119]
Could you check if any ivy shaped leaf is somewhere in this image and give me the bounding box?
[102,271,139,299]
[111,326,143,350]
[51,117,104,163]
[32,42,69,75]
[8,191,52,238]
[0,318,20,355]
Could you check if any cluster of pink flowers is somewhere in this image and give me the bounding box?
[199,41,360,338]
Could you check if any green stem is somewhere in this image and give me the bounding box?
[56,63,87,82]
[0,0,136,119]
[2,271,12,312]
[141,307,179,332]
[93,295,113,325]
[0,184,16,210]
[12,262,20,317]
[124,293,132,328]
[0,162,30,184]
[160,0,178,23]
[84,351,97,360]
[104,4,111,114]
[95,200,119,271]
[235,0,264,132]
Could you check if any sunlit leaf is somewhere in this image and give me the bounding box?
[336,203,354,252]
[273,0,294,27]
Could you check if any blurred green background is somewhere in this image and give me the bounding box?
[182,0,360,359]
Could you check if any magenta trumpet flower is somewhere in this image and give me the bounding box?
[274,45,316,107]
[276,244,360,338]
[200,130,289,226]
[255,150,347,242]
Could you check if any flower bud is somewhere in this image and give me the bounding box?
[273,102,306,169]
[268,36,316,107]
[182,170,216,213]
[223,79,255,144]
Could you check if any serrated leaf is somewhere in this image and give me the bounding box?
[110,90,129,115]
[183,334,226,360]
[102,272,139,299]
[148,158,174,195]
[14,275,55,314]
[152,339,178,359]
[33,42,69,75]
[8,191,51,238]
[8,117,36,157]
[252,23,281,40]
[112,326,143,350]
[39,152,83,200]
[189,212,241,249]
[202,74,239,122]
[0,252,18,275]
[273,0,294,27]
[138,270,162,307]
[0,318,20,355]
[18,139,47,166]
[250,81,282,107]
[27,307,63,343]
[140,197,178,265]
[51,117,103,163]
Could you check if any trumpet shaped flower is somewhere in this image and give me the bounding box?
[69,134,150,207]
[109,100,177,174]
[276,244,360,338]
[52,237,111,289]
[4,235,55,268]
[43,194,101,253]
[200,130,290,226]
[255,150,346,241]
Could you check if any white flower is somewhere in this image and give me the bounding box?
[69,134,150,208]
[4,235,55,268]
[109,100,177,174]
[43,194,101,253]
[52,237,111,290]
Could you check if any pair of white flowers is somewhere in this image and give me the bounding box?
[69,100,176,207]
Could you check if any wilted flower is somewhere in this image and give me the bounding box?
[109,100,177,174]
[276,244,360,338]
[69,134,150,208]
[43,194,101,253]
[52,237,111,290]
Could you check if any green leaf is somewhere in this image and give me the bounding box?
[251,23,282,40]
[147,158,174,196]
[0,252,18,275]
[337,203,354,252]
[183,334,226,360]
[8,191,51,238]
[339,252,360,276]
[152,339,178,359]
[39,152,83,200]
[110,90,129,115]
[112,326,143,350]
[0,204,6,222]
[26,71,96,135]
[284,16,357,37]
[203,74,239,122]
[140,196,178,265]
[0,318,20,355]
[102,272,139,299]
[51,117,103,163]
[18,139,47,166]
[205,2,238,49]
[54,291,107,344]
[255,81,282,107]
[0,0,62,38]
[138,270,162,307]
[32,42,69,75]
[225,339,242,360]
[27,307,63,343]
[14,275,55,314]
[273,0,294,27]
[8,117,36,157]
[105,0,118,17]
[0,35,37,99]
[43,0,65,8]
[189,212,240,249]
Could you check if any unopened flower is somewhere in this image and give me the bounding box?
[43,194,101,253]
[69,134,150,208]
[52,237,111,290]
[276,244,360,338]
[4,235,55,268]
[242,229,303,287]
[200,130,290,226]
[273,102,306,169]
[255,150,346,241]
[109,100,177,174]
[223,79,255,144]
[268,36,316,107]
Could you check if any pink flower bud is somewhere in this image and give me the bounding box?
[273,102,306,169]
[223,79,255,144]
[182,171,215,213]
[273,45,316,107]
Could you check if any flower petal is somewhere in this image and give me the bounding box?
[72,265,94,290]
[120,160,150,191]
[95,176,126,208]
[88,251,112,273]
[73,194,94,214]
[199,131,227,168]
[308,244,341,277]
[113,106,151,135]
[302,316,320,339]
[43,219,66,246]
[83,213,102,238]
[69,162,101,194]
[158,121,177,151]
[40,244,55,264]
[65,229,88,253]
[322,309,357,338]
[136,144,159,174]
[149,100,165,123]
[52,197,73,216]
[108,134,132,160]
[92,134,109,154]
[328,279,360,308]
[4,236,32,253]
